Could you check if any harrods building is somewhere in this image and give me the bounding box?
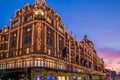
[0,0,106,80]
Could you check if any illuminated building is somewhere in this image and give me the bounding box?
[0,0,106,80]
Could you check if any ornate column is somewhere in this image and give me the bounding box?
[20,13,24,55]
[36,22,42,51]
[54,31,56,56]
[44,24,47,53]
[68,35,71,62]
[20,28,23,55]
[31,24,35,53]
[16,29,20,56]
[8,31,10,57]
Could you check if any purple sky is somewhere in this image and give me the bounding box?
[0,0,120,72]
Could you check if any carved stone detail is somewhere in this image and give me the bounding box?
[36,23,42,51]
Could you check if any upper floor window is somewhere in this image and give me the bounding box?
[59,36,63,41]
[11,21,18,28]
[11,32,17,39]
[59,36,64,51]
[1,36,8,41]
[25,36,31,43]
[47,37,53,45]
[1,37,5,41]
[11,41,16,47]
[47,27,53,35]
[24,25,32,33]
[27,27,31,32]
[47,17,52,23]
[24,15,33,22]
[11,51,16,57]
[0,53,6,59]
[13,33,17,37]
[0,44,8,50]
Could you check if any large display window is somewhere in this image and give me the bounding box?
[34,75,44,80]
[47,75,55,80]
[71,76,76,80]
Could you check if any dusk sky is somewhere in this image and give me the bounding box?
[0,0,120,72]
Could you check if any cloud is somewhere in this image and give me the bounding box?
[116,61,120,64]
[104,62,112,67]
[97,48,120,60]
[97,48,120,72]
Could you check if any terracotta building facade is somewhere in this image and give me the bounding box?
[0,0,106,80]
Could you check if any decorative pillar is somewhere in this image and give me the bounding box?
[44,24,47,53]
[54,31,56,56]
[8,31,10,57]
[16,28,20,56]
[16,17,21,55]
[20,28,23,55]
[36,22,42,51]
[68,35,71,62]
[31,24,35,53]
